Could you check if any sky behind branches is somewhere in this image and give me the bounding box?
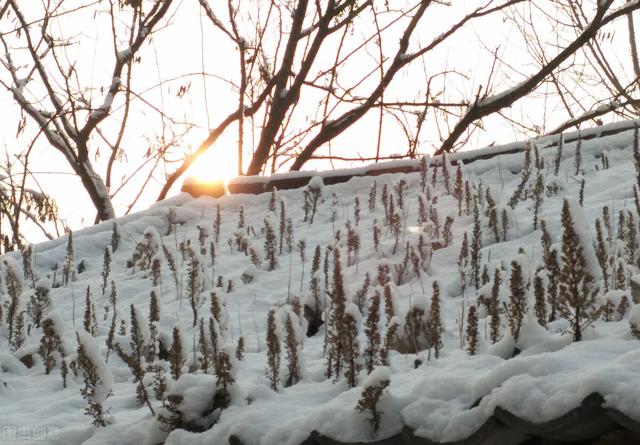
[0,1,632,238]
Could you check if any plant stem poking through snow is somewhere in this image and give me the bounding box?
[4,257,23,350]
[284,311,302,387]
[114,305,154,416]
[169,326,185,380]
[76,330,113,427]
[38,313,66,374]
[364,291,381,374]
[427,281,444,360]
[101,247,111,297]
[266,308,281,391]
[355,367,390,434]
[558,199,602,341]
[83,286,97,337]
[534,272,548,328]
[326,247,350,382]
[471,199,482,290]
[465,305,478,355]
[62,230,75,286]
[264,216,278,271]
[508,258,527,347]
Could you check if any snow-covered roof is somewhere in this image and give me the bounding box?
[220,119,640,196]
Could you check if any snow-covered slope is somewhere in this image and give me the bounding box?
[2,125,640,445]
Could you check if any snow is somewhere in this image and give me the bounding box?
[241,264,259,282]
[362,366,391,387]
[88,94,114,120]
[45,310,69,351]
[628,304,640,329]
[36,277,52,290]
[604,289,627,307]
[0,353,29,375]
[5,121,640,444]
[76,330,114,405]
[476,80,527,108]
[307,175,324,192]
[3,255,23,286]
[564,198,602,281]
[15,77,28,89]
[169,373,220,425]
[117,48,133,63]
[87,77,120,122]
[344,302,361,323]
[132,305,151,348]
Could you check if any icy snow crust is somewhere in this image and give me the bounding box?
[1,124,640,444]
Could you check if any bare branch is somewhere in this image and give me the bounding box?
[435,0,640,155]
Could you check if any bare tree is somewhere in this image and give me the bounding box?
[0,147,60,253]
[0,0,174,221]
[541,1,640,135]
[3,0,640,231]
[158,0,522,199]
[434,0,640,154]
[161,0,636,186]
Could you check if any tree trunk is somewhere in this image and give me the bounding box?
[76,161,115,222]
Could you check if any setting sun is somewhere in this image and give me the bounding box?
[187,146,238,185]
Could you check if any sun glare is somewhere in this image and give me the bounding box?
[188,148,238,185]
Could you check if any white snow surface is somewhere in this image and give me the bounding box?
[76,329,114,405]
[2,123,640,444]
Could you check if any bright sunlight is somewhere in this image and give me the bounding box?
[186,145,238,185]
